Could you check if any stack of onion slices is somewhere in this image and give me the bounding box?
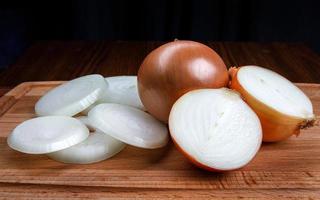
[8,75,168,164]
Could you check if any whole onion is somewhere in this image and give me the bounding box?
[138,40,229,122]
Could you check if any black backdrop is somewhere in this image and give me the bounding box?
[1,0,320,68]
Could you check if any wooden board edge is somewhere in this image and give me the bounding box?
[0,183,319,199]
[0,81,65,116]
[295,82,320,87]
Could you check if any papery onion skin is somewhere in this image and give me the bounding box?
[229,67,316,142]
[138,40,229,123]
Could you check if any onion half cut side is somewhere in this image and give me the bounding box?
[229,65,316,142]
[7,116,89,154]
[169,88,262,171]
[35,74,108,116]
[88,103,169,149]
[103,76,145,110]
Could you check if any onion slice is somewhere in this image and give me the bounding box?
[169,88,262,171]
[47,130,125,164]
[35,74,108,116]
[81,76,145,115]
[48,116,125,164]
[81,104,96,115]
[76,116,97,131]
[88,103,169,149]
[103,76,145,110]
[7,116,89,154]
[229,65,316,142]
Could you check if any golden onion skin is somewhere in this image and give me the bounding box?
[138,40,228,123]
[229,67,315,142]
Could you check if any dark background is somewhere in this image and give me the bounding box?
[1,0,320,69]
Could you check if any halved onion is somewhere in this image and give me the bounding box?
[169,88,262,171]
[229,65,316,142]
[47,130,125,164]
[88,103,169,149]
[7,116,89,154]
[35,74,108,116]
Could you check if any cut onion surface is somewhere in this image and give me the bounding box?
[7,116,89,154]
[35,74,108,116]
[169,88,262,171]
[48,116,125,164]
[88,103,169,149]
[229,66,316,142]
[103,76,145,110]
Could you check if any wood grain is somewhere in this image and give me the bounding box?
[0,87,10,97]
[0,41,320,87]
[0,183,319,199]
[0,82,319,199]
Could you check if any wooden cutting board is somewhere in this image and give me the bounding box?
[0,81,319,199]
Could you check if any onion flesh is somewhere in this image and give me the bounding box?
[103,76,145,110]
[81,76,145,115]
[169,88,262,171]
[7,116,89,154]
[76,116,97,131]
[229,66,316,142]
[88,103,169,149]
[35,74,108,116]
[48,128,125,164]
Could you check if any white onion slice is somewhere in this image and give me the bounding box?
[81,76,145,115]
[81,103,97,115]
[47,131,125,164]
[48,116,126,164]
[102,76,145,110]
[48,116,125,164]
[169,88,262,171]
[7,116,89,154]
[76,116,96,131]
[88,103,168,149]
[35,74,108,116]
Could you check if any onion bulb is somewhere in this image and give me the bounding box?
[229,65,316,142]
[88,103,169,149]
[35,74,107,116]
[169,88,262,171]
[48,116,125,164]
[138,40,229,122]
[7,116,89,154]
